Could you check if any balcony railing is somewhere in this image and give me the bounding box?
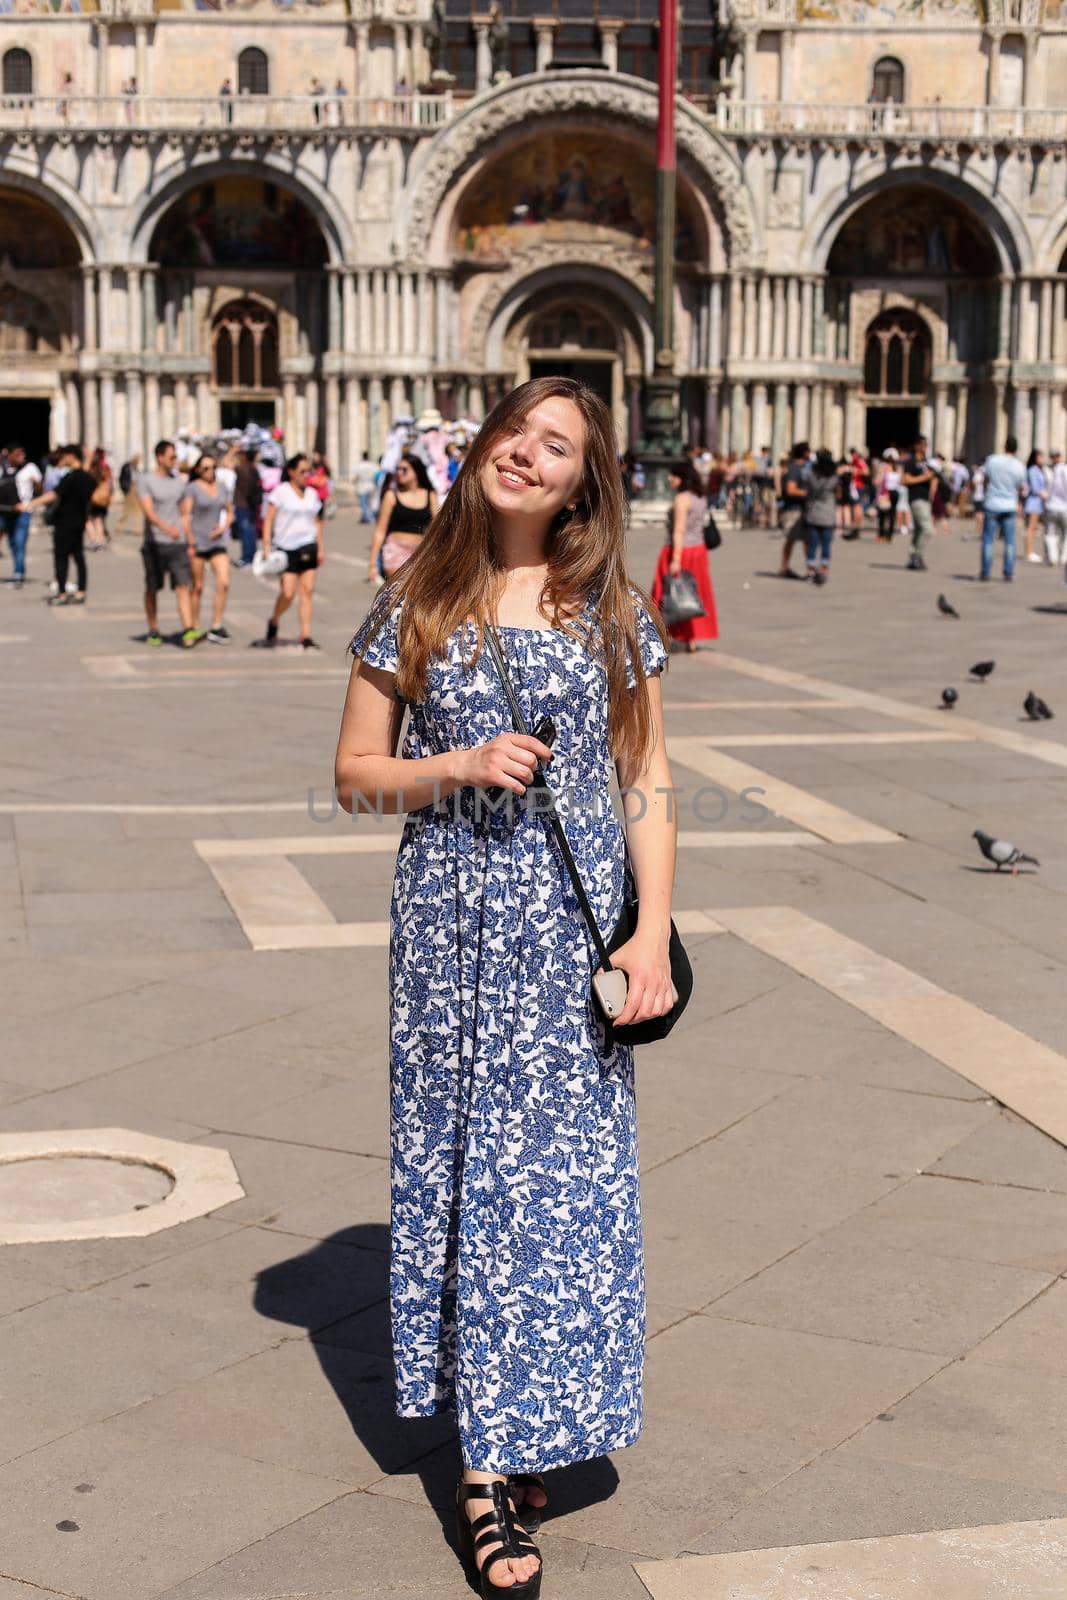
[0,92,454,134]
[715,99,1067,143]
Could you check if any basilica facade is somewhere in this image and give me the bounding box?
[0,0,1065,474]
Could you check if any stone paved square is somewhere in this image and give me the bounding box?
[2,510,1067,1598]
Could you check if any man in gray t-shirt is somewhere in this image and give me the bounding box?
[138,439,198,646]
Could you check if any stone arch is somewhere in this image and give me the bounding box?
[127,155,350,268]
[401,71,757,269]
[480,258,654,373]
[803,163,1027,277]
[0,164,97,266]
[1034,215,1067,276]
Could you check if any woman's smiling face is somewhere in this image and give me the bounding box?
[481,396,586,522]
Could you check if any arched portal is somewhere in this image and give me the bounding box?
[827,182,999,458]
[147,176,328,442]
[498,280,647,447]
[0,186,83,458]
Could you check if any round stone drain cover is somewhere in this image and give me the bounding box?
[0,1155,174,1225]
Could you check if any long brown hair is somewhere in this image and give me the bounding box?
[358,376,668,772]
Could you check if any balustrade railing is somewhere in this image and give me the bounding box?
[715,99,1067,142]
[0,91,453,133]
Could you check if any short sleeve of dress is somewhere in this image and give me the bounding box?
[350,586,402,681]
[625,592,668,690]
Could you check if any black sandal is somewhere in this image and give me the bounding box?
[456,1478,543,1598]
[507,1473,548,1534]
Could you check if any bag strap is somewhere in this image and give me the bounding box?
[483,621,615,973]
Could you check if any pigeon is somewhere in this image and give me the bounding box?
[941,687,958,709]
[937,594,960,618]
[970,660,995,681]
[1024,691,1054,721]
[973,829,1040,874]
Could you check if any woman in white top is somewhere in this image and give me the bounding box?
[261,453,326,650]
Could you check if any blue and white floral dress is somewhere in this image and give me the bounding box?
[350,586,668,1474]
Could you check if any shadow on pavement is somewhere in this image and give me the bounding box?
[253,1225,620,1582]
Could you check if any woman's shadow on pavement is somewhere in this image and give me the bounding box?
[253,1225,620,1573]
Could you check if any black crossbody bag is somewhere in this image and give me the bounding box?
[484,622,692,1047]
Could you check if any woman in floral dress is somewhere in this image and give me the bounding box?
[335,377,679,1598]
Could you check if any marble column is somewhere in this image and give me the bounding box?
[986,31,1002,107]
[282,378,297,445]
[324,377,340,472]
[327,267,342,351]
[355,23,369,99]
[785,277,800,360]
[63,378,79,442]
[81,265,97,353]
[401,271,416,355]
[373,270,387,354]
[708,277,723,370]
[344,376,363,470]
[757,276,772,359]
[997,276,1013,361]
[770,276,785,361]
[800,276,814,360]
[125,267,141,353]
[182,278,194,356]
[794,382,810,443]
[126,373,143,460]
[741,29,756,100]
[534,18,557,72]
[599,19,623,72]
[1036,385,1051,451]
[949,382,965,459]
[771,382,788,458]
[142,265,159,354]
[812,279,826,357]
[434,273,450,366]
[145,374,160,452]
[393,23,409,90]
[100,373,115,449]
[386,271,400,355]
[342,270,357,354]
[368,376,385,453]
[933,383,948,453]
[751,383,768,450]
[358,269,372,352]
[727,274,743,359]
[389,375,407,423]
[1054,278,1067,367]
[83,376,100,447]
[779,28,795,100]
[742,275,757,358]
[1040,277,1053,363]
[730,381,746,453]
[93,19,107,96]
[295,384,309,450]
[97,267,113,351]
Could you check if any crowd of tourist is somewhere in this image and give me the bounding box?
[2,419,1065,650]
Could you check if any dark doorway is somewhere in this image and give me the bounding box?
[866,405,919,458]
[528,358,612,408]
[220,399,277,430]
[0,398,50,464]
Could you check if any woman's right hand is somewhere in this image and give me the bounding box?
[454,733,554,794]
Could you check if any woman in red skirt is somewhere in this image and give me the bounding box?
[651,459,719,653]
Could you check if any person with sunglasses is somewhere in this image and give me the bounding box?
[181,454,234,643]
[259,453,326,649]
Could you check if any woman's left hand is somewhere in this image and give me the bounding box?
[600,930,675,1029]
